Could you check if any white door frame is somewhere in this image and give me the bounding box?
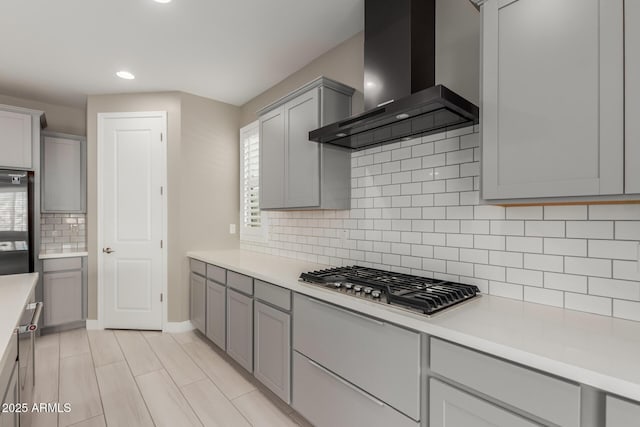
[96,111,168,330]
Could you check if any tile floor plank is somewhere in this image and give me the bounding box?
[58,352,103,427]
[233,390,299,427]
[87,330,124,368]
[181,339,256,399]
[181,378,251,427]
[95,361,154,427]
[171,330,198,345]
[31,333,60,427]
[144,333,205,387]
[136,370,202,427]
[68,415,106,427]
[114,330,163,377]
[60,329,90,359]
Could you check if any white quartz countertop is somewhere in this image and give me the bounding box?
[0,273,38,369]
[39,251,88,259]
[188,249,640,402]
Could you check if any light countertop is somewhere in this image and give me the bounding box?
[188,249,640,402]
[39,251,88,259]
[0,273,38,371]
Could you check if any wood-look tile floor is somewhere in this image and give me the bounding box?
[32,329,312,427]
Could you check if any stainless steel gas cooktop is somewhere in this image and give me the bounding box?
[299,266,480,316]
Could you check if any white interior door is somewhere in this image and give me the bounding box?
[99,112,166,330]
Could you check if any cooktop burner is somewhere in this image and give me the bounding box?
[299,266,480,316]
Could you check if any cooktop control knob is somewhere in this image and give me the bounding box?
[371,290,381,298]
[332,282,342,289]
[364,287,373,294]
[353,285,363,292]
[344,282,353,290]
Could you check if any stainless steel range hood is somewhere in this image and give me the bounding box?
[309,0,479,150]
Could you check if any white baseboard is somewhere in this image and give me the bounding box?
[163,320,194,333]
[85,319,103,330]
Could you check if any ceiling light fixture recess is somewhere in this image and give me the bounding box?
[154,0,172,3]
[116,71,135,80]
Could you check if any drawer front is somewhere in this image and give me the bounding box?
[189,258,206,277]
[42,257,82,272]
[429,379,539,427]
[607,395,640,427]
[206,264,226,284]
[292,351,419,427]
[254,280,290,311]
[430,338,580,427]
[227,271,253,295]
[293,294,420,420]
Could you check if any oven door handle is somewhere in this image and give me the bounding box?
[16,301,43,334]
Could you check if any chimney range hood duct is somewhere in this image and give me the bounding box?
[309,0,479,150]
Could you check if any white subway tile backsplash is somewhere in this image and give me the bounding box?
[588,240,638,260]
[446,126,474,138]
[566,221,614,239]
[544,238,587,256]
[544,272,587,293]
[565,293,612,316]
[245,127,640,323]
[524,287,564,308]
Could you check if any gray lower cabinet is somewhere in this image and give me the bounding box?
[254,301,290,403]
[606,395,640,427]
[429,379,538,427]
[292,351,418,427]
[0,361,18,427]
[41,132,86,213]
[42,257,85,328]
[258,77,354,210]
[206,280,226,350]
[226,289,253,372]
[190,272,206,334]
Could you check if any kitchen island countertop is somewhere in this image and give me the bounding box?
[188,249,640,402]
[0,273,38,372]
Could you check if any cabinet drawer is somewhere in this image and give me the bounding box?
[254,280,290,311]
[292,351,418,427]
[293,294,420,420]
[227,271,253,295]
[607,395,640,427]
[189,259,206,277]
[206,264,226,284]
[42,257,82,272]
[430,338,580,427]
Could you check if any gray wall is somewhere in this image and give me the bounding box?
[0,93,86,135]
[86,92,240,323]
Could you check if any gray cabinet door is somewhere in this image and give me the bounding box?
[254,301,290,403]
[206,280,226,350]
[429,379,539,427]
[626,0,640,194]
[606,395,640,427]
[284,88,320,208]
[481,0,624,199]
[41,133,86,213]
[259,106,285,209]
[190,273,206,334]
[43,270,83,327]
[0,109,32,169]
[0,362,19,427]
[226,289,253,372]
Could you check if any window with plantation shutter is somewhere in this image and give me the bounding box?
[240,121,266,241]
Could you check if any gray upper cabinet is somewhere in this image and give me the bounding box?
[254,300,290,403]
[0,105,42,170]
[226,288,253,372]
[429,379,538,427]
[258,77,354,210]
[625,0,640,194]
[481,0,624,200]
[190,272,206,334]
[41,132,86,213]
[206,279,226,350]
[607,395,640,427]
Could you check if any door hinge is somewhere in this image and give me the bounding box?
[160,293,163,302]
[160,132,163,142]
[160,186,163,195]
[160,240,163,249]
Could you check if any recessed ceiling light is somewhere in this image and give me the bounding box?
[154,0,172,3]
[116,71,135,80]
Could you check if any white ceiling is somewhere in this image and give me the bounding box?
[0,0,363,108]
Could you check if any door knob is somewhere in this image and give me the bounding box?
[102,247,115,254]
